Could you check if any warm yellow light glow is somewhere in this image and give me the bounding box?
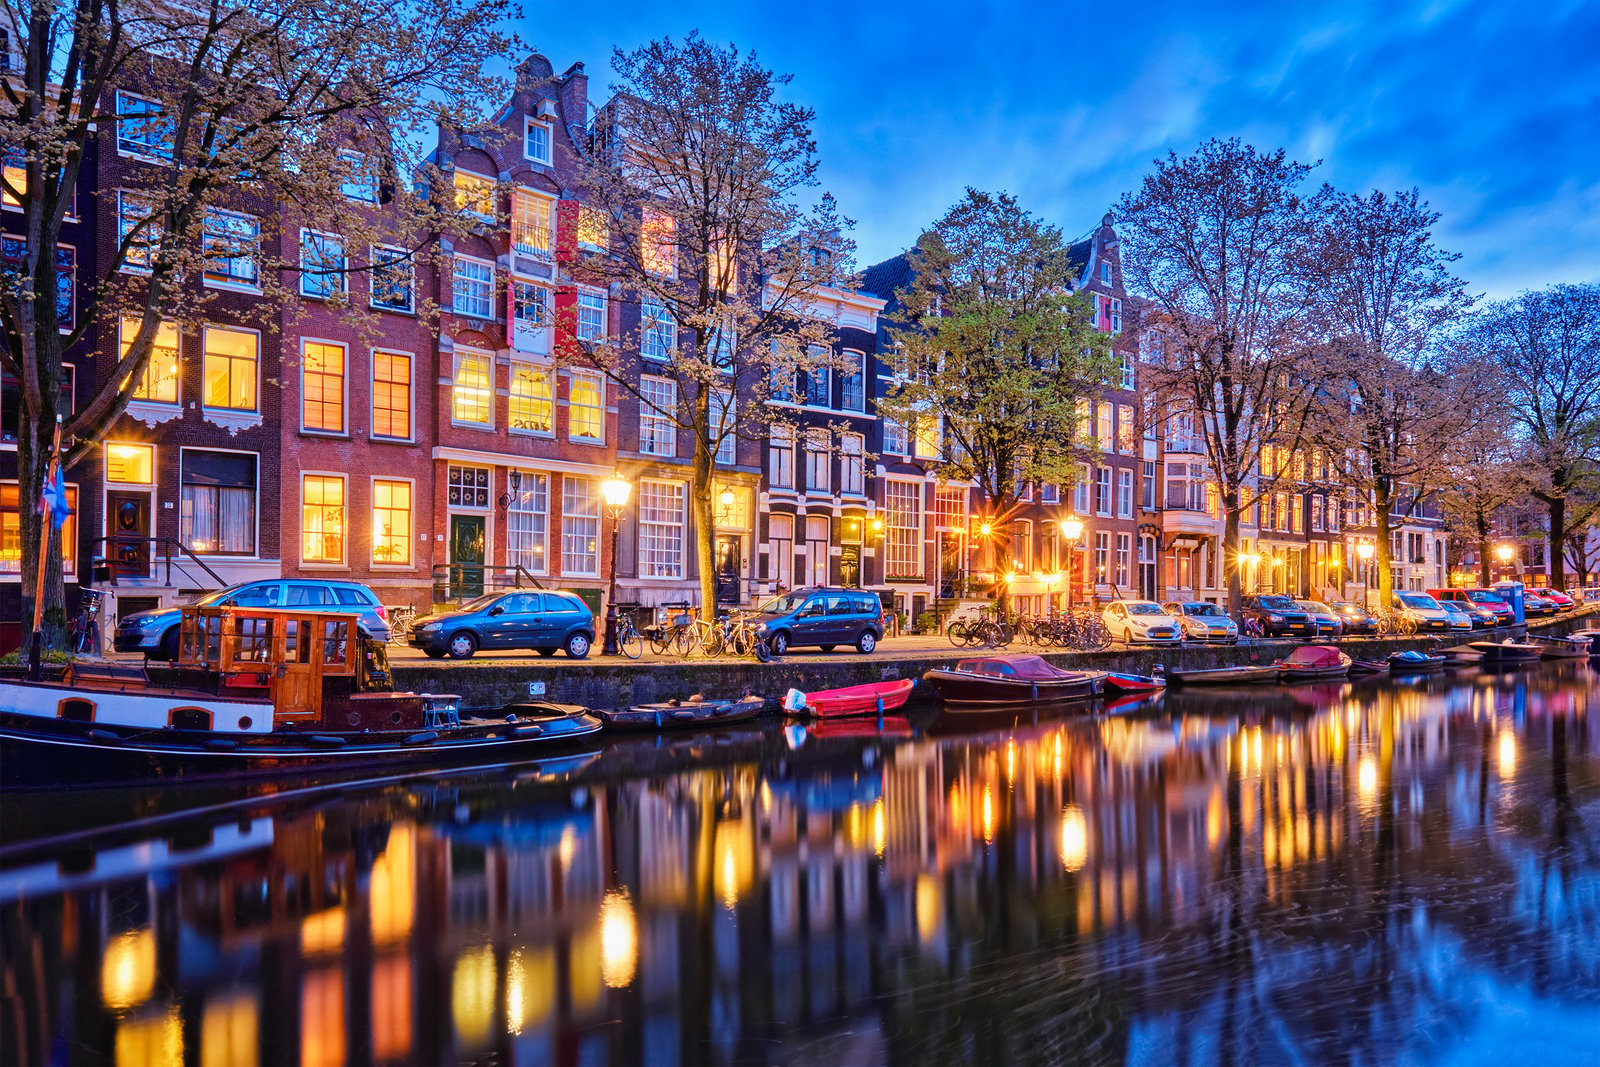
[369,824,414,947]
[451,946,496,1050]
[1006,739,1017,785]
[872,797,886,857]
[558,825,578,872]
[600,471,631,508]
[1060,804,1089,872]
[103,928,157,1012]
[1252,727,1263,769]
[371,954,412,1061]
[1061,517,1083,541]
[979,522,993,536]
[915,873,941,943]
[599,890,638,988]
[1496,543,1514,563]
[300,968,344,1067]
[299,907,346,956]
[1357,543,1374,561]
[719,489,735,508]
[201,994,259,1067]
[981,783,995,843]
[1358,756,1379,798]
[115,1004,182,1067]
[713,820,753,910]
[871,518,883,533]
[1053,732,1064,780]
[1498,729,1516,777]
[506,947,555,1036]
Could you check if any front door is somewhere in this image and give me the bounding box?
[450,515,485,599]
[715,535,742,605]
[107,491,151,578]
[938,532,963,598]
[1139,536,1159,600]
[272,617,318,719]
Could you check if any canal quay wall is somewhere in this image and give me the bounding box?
[392,610,1600,711]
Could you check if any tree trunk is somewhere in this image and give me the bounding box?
[1223,491,1242,622]
[18,418,68,653]
[1476,511,1492,587]
[1374,481,1394,608]
[692,423,718,618]
[1548,494,1566,590]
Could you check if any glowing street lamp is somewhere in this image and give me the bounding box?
[1496,543,1514,564]
[1060,516,1084,610]
[600,472,632,656]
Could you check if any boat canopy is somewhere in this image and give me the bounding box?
[1283,645,1344,668]
[954,655,1078,680]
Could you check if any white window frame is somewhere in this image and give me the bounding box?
[299,338,349,436]
[1111,298,1123,333]
[840,349,866,412]
[115,91,174,161]
[370,245,414,313]
[115,190,160,273]
[769,425,794,489]
[804,429,830,493]
[370,476,415,567]
[507,470,549,575]
[638,479,686,579]
[713,390,736,465]
[370,348,414,443]
[507,359,554,437]
[840,433,864,495]
[1095,465,1112,517]
[804,344,831,407]
[561,475,600,577]
[453,168,496,220]
[201,324,260,414]
[575,289,607,342]
[883,418,908,456]
[567,369,606,444]
[177,445,260,559]
[512,188,555,257]
[299,229,347,300]
[1117,468,1133,518]
[339,149,379,203]
[451,347,493,429]
[201,208,260,292]
[641,296,676,362]
[510,278,552,354]
[639,375,677,456]
[451,255,494,319]
[523,117,552,164]
[121,316,181,406]
[883,479,923,580]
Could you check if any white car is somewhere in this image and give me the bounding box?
[1162,601,1240,644]
[1102,600,1182,645]
[1392,592,1453,634]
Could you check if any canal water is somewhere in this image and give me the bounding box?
[2,663,1597,1065]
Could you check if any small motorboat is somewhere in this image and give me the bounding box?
[597,693,764,730]
[1388,650,1446,672]
[1103,671,1167,695]
[1165,664,1280,686]
[1566,629,1600,654]
[1440,644,1484,664]
[923,655,1106,705]
[1348,659,1389,675]
[1468,640,1545,665]
[1277,645,1352,681]
[1530,636,1592,660]
[786,678,915,718]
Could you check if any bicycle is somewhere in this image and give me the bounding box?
[614,613,644,659]
[70,589,104,655]
[386,605,417,645]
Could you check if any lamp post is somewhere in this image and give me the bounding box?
[600,472,631,656]
[1356,542,1374,606]
[1060,517,1083,611]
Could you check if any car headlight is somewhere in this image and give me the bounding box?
[757,623,769,634]
[417,622,440,632]
[137,616,163,629]
[1267,614,1283,623]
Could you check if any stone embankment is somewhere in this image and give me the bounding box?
[391,610,1599,711]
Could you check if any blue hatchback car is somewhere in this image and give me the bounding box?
[409,590,595,659]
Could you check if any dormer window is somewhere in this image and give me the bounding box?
[1101,262,1111,284]
[809,247,831,269]
[524,117,552,165]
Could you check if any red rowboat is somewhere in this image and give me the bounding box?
[788,678,915,718]
[1103,671,1167,695]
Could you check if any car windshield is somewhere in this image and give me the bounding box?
[1328,601,1360,612]
[1439,601,1466,613]
[1258,595,1297,609]
[1400,593,1441,610]
[459,593,503,613]
[1127,603,1166,616]
[760,592,810,614]
[193,585,244,607]
[1186,603,1223,617]
[1467,592,1506,605]
[1301,602,1333,614]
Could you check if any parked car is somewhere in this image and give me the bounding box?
[1294,601,1345,638]
[1101,600,1182,645]
[115,579,392,659]
[409,590,595,659]
[1523,591,1556,617]
[1239,594,1315,638]
[1540,588,1575,610]
[1392,592,1453,633]
[1435,600,1478,632]
[1431,588,1514,626]
[751,588,885,655]
[1161,601,1239,644]
[1327,600,1378,635]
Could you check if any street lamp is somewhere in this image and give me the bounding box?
[1496,543,1514,564]
[600,472,631,656]
[1060,517,1084,611]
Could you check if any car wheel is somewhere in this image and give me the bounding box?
[564,632,591,659]
[537,648,557,657]
[770,631,790,657]
[856,631,877,655]
[818,645,836,652]
[447,631,478,659]
[159,627,180,661]
[1123,627,1135,644]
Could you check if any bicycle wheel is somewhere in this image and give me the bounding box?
[1080,617,1111,652]
[947,620,970,647]
[620,626,643,659]
[1398,615,1418,636]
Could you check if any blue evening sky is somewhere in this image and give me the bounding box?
[527,1,1598,298]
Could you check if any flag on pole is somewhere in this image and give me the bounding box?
[39,465,71,531]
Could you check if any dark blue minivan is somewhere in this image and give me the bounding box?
[752,587,885,655]
[409,590,595,659]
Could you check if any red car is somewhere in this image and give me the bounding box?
[1430,588,1514,626]
[1541,589,1575,610]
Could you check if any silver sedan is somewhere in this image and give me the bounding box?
[1162,601,1240,644]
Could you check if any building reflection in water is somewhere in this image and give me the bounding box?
[1,665,1596,1065]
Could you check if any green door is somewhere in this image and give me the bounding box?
[450,515,486,599]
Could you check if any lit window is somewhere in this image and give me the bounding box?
[180,450,256,556]
[1118,404,1135,453]
[567,370,604,442]
[115,92,174,159]
[561,476,599,576]
[524,118,551,164]
[452,257,493,318]
[105,442,155,484]
[202,326,258,411]
[453,171,495,218]
[202,209,260,289]
[575,291,606,342]
[512,190,553,256]
[1096,403,1113,450]
[2,147,23,207]
[121,317,179,404]
[912,416,939,460]
[507,472,548,574]
[642,209,675,277]
[372,480,411,565]
[1,481,77,575]
[301,475,345,563]
[639,376,676,456]
[508,360,553,434]
[371,246,413,313]
[339,150,379,203]
[641,297,676,361]
[371,350,411,440]
[577,206,608,252]
[711,234,736,294]
[884,481,922,579]
[301,341,346,433]
[638,480,685,578]
[116,191,161,270]
[451,350,491,427]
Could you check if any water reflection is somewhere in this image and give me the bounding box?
[2,665,1597,1065]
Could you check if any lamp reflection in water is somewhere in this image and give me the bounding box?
[102,928,156,1011]
[201,994,259,1067]
[1060,804,1089,872]
[1358,755,1379,799]
[115,1004,182,1067]
[600,889,638,988]
[505,947,556,1036]
[452,945,496,1050]
[872,796,886,857]
[915,873,942,943]
[981,783,995,843]
[1498,729,1517,777]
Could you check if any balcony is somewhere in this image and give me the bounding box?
[1161,508,1220,539]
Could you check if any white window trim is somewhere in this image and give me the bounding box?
[566,367,606,445]
[507,358,556,438]
[120,316,182,410]
[115,190,157,275]
[574,286,608,343]
[114,90,172,163]
[370,347,415,444]
[452,167,497,221]
[201,207,262,294]
[639,374,678,457]
[840,349,867,412]
[338,149,379,203]
[369,244,415,314]
[640,296,677,362]
[200,323,262,416]
[637,478,686,578]
[177,445,261,560]
[451,253,495,319]
[523,116,553,165]
[506,469,551,576]
[104,441,157,489]
[451,347,495,430]
[370,475,417,569]
[298,228,348,300]
[512,187,557,258]
[298,337,349,437]
[509,276,553,355]
[300,470,349,568]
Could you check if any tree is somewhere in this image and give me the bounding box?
[879,189,1114,608]
[1436,367,1523,585]
[566,32,847,613]
[1115,139,1320,620]
[1,0,514,648]
[1306,188,1475,606]
[1467,283,1600,590]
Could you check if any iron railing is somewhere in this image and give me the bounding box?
[430,563,545,604]
[87,536,228,589]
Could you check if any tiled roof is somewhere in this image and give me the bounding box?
[860,252,915,309]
